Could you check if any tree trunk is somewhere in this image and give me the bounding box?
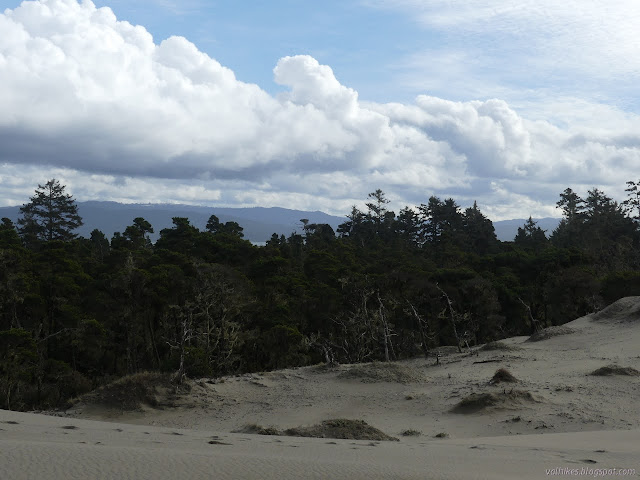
[436,284,462,353]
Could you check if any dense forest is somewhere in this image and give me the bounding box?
[2,179,640,411]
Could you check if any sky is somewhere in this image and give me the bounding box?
[1,0,639,220]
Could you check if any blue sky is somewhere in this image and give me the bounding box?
[1,0,639,220]
[86,0,423,103]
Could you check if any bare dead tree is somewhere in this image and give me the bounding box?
[166,305,195,385]
[332,309,375,363]
[407,300,435,359]
[307,333,339,366]
[518,296,541,334]
[376,291,396,362]
[436,283,463,353]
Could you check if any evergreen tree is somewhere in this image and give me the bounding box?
[556,188,585,221]
[18,179,83,245]
[123,218,154,249]
[623,180,640,222]
[206,215,222,234]
[206,215,244,238]
[462,202,498,254]
[365,189,391,234]
[394,207,422,246]
[551,188,585,248]
[419,196,463,245]
[514,217,548,251]
[0,218,21,248]
[337,206,365,238]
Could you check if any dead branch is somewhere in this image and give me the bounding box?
[436,283,462,353]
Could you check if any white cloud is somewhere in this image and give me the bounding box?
[372,0,640,115]
[0,0,640,221]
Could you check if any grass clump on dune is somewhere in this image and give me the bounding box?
[451,390,537,414]
[489,368,518,384]
[527,326,575,342]
[338,362,423,384]
[590,365,640,376]
[237,424,281,436]
[238,419,399,441]
[480,341,519,352]
[72,372,182,411]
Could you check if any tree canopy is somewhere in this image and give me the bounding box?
[17,179,83,245]
[2,180,640,411]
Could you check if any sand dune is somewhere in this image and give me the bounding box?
[2,297,640,479]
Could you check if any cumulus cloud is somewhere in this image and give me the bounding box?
[1,0,640,220]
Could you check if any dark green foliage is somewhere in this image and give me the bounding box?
[4,183,640,411]
[0,218,22,248]
[601,271,640,304]
[0,328,37,410]
[18,179,83,246]
[206,214,245,238]
[514,217,548,251]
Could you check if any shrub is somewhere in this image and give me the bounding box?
[489,368,518,384]
[590,365,639,376]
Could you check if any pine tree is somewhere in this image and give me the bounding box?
[514,217,547,251]
[17,179,83,244]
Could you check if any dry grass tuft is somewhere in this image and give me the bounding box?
[451,390,538,414]
[237,419,399,441]
[480,341,519,352]
[489,368,518,384]
[236,424,281,436]
[285,419,399,441]
[338,362,423,384]
[527,326,575,342]
[72,372,184,411]
[590,365,640,377]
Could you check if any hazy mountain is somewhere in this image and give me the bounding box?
[492,217,561,242]
[0,201,347,244]
[0,201,560,243]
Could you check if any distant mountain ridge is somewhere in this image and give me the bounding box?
[0,201,560,243]
[0,201,347,244]
[492,217,561,242]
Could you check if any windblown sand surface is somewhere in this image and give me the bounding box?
[3,297,640,479]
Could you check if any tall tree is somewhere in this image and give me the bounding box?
[462,202,498,254]
[419,196,463,245]
[556,188,585,221]
[623,180,640,222]
[552,188,586,248]
[123,218,154,249]
[366,189,391,232]
[18,179,83,245]
[206,215,245,238]
[514,217,548,251]
[337,206,365,238]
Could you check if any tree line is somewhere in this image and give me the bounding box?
[2,179,640,410]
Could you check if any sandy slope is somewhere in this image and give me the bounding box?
[2,297,640,479]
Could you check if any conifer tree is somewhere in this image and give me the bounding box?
[17,179,83,244]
